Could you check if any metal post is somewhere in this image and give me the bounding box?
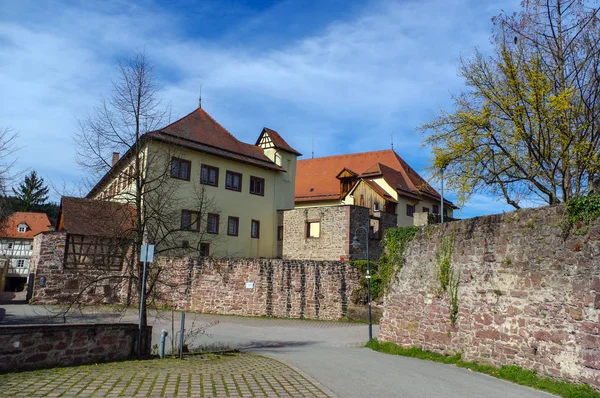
[137,249,149,356]
[441,167,444,224]
[159,330,168,359]
[366,222,372,341]
[179,312,185,360]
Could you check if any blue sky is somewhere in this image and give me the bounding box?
[0,0,522,218]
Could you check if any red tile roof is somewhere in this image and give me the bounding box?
[88,108,286,198]
[0,212,52,239]
[148,108,283,170]
[295,149,451,205]
[255,128,302,156]
[57,197,136,238]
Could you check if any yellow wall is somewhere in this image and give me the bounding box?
[94,141,290,258]
[263,148,297,211]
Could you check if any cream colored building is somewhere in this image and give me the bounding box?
[295,149,456,227]
[86,107,300,258]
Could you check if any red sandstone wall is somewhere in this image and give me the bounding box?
[31,233,361,321]
[0,323,142,373]
[31,231,132,305]
[154,258,360,320]
[379,204,600,388]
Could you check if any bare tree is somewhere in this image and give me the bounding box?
[0,127,18,229]
[73,51,220,328]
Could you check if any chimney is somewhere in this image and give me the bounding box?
[111,152,119,167]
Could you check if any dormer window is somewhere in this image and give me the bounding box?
[17,224,27,233]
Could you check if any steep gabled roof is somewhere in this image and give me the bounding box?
[87,107,285,198]
[57,197,136,238]
[148,108,283,170]
[256,127,302,156]
[295,149,455,207]
[0,212,51,239]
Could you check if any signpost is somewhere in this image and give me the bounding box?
[138,243,154,355]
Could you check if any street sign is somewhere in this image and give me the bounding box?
[140,244,155,263]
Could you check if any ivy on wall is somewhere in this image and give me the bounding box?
[350,226,418,303]
[562,194,600,238]
[435,235,460,327]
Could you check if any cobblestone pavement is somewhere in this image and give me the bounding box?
[0,352,333,397]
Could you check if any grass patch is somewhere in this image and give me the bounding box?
[366,340,599,398]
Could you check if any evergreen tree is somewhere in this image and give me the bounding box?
[12,171,50,211]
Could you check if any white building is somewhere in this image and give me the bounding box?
[0,212,51,298]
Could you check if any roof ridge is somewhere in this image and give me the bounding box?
[298,149,394,162]
[156,108,242,144]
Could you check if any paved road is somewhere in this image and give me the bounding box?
[1,304,554,397]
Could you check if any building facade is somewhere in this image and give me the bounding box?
[294,149,456,227]
[0,212,51,299]
[85,107,300,259]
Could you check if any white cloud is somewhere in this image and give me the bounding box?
[0,0,522,217]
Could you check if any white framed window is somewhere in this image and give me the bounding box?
[306,220,320,238]
[17,259,25,268]
[18,225,27,233]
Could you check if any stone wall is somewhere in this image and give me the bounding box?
[31,231,132,305]
[0,323,145,373]
[379,204,600,388]
[282,205,396,261]
[30,231,361,320]
[154,258,360,320]
[349,207,397,261]
[283,206,352,261]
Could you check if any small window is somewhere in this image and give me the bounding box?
[181,210,199,231]
[250,176,265,196]
[432,204,439,214]
[201,164,219,186]
[200,243,210,257]
[8,243,13,249]
[171,157,191,180]
[306,220,320,238]
[128,165,135,186]
[373,201,380,211]
[423,207,429,213]
[18,225,27,233]
[443,208,448,217]
[181,240,190,249]
[278,226,284,241]
[227,216,239,236]
[17,259,25,268]
[406,204,415,217]
[251,220,260,238]
[207,213,219,234]
[225,171,242,192]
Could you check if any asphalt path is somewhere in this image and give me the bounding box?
[1,304,555,398]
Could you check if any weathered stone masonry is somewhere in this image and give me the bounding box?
[282,205,396,261]
[31,232,361,320]
[379,204,600,388]
[0,323,142,373]
[155,258,361,320]
[31,231,130,305]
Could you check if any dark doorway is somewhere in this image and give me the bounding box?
[4,277,27,292]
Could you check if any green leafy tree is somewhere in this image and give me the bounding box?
[12,170,50,211]
[421,0,600,208]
